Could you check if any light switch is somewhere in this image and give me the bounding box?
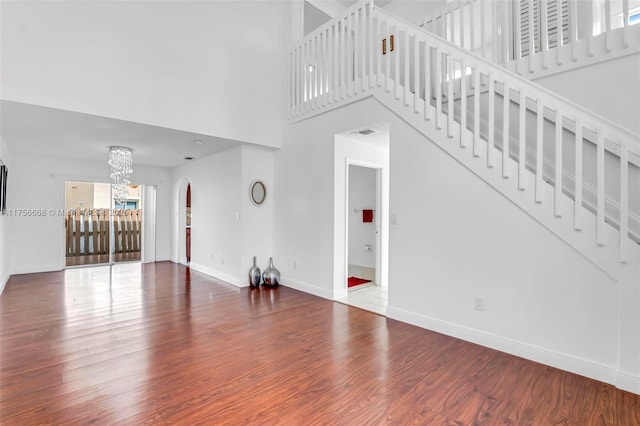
[390,213,398,225]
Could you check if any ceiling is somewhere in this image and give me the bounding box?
[0,100,246,169]
[305,0,393,21]
[344,0,393,7]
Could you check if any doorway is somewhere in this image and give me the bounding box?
[64,181,143,267]
[177,178,191,265]
[333,123,390,315]
[347,165,377,287]
[186,183,191,263]
[344,165,387,315]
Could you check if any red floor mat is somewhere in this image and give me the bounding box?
[348,276,371,288]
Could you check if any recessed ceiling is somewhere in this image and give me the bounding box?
[0,100,245,168]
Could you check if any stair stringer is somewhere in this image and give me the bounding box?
[371,85,640,283]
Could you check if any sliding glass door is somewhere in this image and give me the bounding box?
[64,181,142,267]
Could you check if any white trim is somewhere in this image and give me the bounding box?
[189,262,245,288]
[281,275,334,300]
[387,305,620,387]
[0,273,9,295]
[617,370,640,394]
[12,264,62,275]
[142,185,157,263]
[289,89,373,124]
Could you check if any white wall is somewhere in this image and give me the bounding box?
[171,145,275,287]
[274,103,389,299]
[304,1,331,36]
[1,1,289,148]
[274,119,337,299]
[382,0,447,25]
[240,145,275,283]
[534,53,640,134]
[387,108,620,378]
[171,147,243,284]
[8,153,171,275]
[275,96,637,391]
[348,165,377,269]
[0,137,12,293]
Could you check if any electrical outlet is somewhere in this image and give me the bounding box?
[391,213,398,225]
[474,296,485,311]
[292,260,297,270]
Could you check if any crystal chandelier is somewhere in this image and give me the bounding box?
[108,146,133,206]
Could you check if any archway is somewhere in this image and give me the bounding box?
[186,183,191,263]
[177,177,191,265]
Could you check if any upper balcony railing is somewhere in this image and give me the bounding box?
[420,0,640,73]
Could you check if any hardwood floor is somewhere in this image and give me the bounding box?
[65,252,141,267]
[1,262,639,425]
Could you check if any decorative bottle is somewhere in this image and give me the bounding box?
[249,256,261,288]
[262,257,280,288]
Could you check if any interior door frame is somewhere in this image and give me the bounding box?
[346,163,382,287]
[344,159,384,293]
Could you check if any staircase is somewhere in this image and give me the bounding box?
[288,0,640,282]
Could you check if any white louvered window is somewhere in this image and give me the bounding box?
[518,0,569,57]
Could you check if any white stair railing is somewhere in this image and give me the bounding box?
[289,1,640,271]
[289,1,374,118]
[420,0,640,74]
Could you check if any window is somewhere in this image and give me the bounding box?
[114,200,138,210]
[593,0,640,36]
[628,5,640,25]
[518,0,569,57]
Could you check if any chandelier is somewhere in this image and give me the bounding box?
[108,146,133,206]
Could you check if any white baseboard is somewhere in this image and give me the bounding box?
[617,370,640,395]
[386,305,627,390]
[281,275,334,300]
[0,273,9,295]
[189,262,246,288]
[12,264,62,275]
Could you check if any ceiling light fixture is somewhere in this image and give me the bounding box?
[108,146,133,207]
[193,140,203,145]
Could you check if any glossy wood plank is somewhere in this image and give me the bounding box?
[1,262,639,425]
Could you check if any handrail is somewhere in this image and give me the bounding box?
[299,0,370,45]
[375,7,640,156]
